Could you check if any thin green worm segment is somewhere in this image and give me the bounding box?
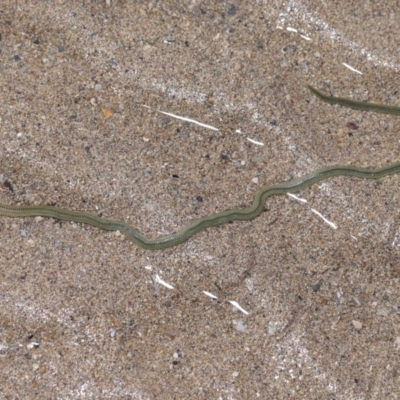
[307,85,400,115]
[1,86,400,250]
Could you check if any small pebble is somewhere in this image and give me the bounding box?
[268,322,277,335]
[377,307,389,317]
[352,320,362,330]
[346,122,359,130]
[228,5,236,14]
[162,36,175,44]
[236,320,245,332]
[353,297,361,306]
[312,281,322,292]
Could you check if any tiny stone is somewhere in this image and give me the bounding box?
[377,307,389,317]
[236,320,245,332]
[312,281,322,292]
[352,320,362,330]
[252,177,259,184]
[162,36,175,44]
[13,54,20,61]
[268,322,277,335]
[353,297,361,306]
[228,5,236,14]
[177,350,184,358]
[94,84,102,91]
[337,128,345,138]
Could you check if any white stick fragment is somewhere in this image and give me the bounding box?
[300,35,311,41]
[229,301,249,315]
[203,291,218,299]
[155,274,174,289]
[142,105,219,131]
[311,208,337,229]
[246,137,264,146]
[287,27,298,32]
[287,193,307,203]
[342,62,363,75]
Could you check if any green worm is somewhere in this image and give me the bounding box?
[307,85,400,115]
[1,86,400,250]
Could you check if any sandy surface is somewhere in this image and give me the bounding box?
[1,1,400,399]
